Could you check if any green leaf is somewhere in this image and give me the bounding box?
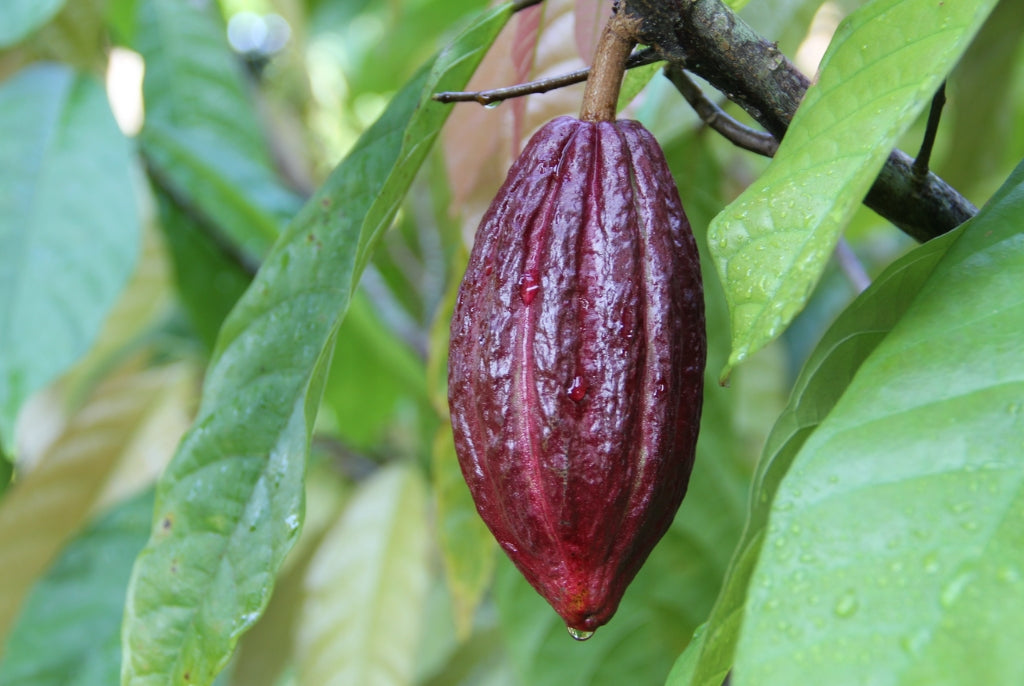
[0,456,10,500]
[0,0,66,47]
[230,460,348,686]
[135,0,302,261]
[0,63,140,453]
[0,489,153,685]
[734,162,1024,684]
[120,5,517,685]
[106,0,141,43]
[709,0,997,376]
[683,226,958,686]
[296,465,431,686]
[135,0,266,164]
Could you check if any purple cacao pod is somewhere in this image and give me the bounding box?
[447,115,705,636]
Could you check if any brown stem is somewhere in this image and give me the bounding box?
[579,12,640,122]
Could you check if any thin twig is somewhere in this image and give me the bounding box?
[913,81,946,180]
[432,48,660,105]
[665,65,778,157]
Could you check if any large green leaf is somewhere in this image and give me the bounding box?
[734,162,1024,684]
[0,0,66,47]
[680,226,959,686]
[0,490,153,685]
[120,5,518,685]
[296,465,430,686]
[230,459,347,686]
[135,0,302,262]
[709,0,997,376]
[0,63,140,453]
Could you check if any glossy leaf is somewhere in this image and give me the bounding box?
[709,0,997,375]
[0,490,153,685]
[735,162,1024,684]
[120,5,518,684]
[0,0,66,47]
[0,64,139,453]
[296,465,430,686]
[230,460,347,686]
[682,226,959,686]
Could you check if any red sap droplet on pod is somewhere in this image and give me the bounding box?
[519,270,541,305]
[567,375,588,402]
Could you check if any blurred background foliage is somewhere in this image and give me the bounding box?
[0,0,1022,684]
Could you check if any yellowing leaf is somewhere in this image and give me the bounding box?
[296,465,431,686]
[0,363,194,645]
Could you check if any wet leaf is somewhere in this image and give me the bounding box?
[735,162,1024,684]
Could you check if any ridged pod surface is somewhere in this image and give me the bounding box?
[448,115,705,635]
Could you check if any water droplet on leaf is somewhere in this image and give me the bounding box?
[941,570,975,607]
[834,589,858,617]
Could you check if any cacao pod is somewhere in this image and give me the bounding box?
[448,115,705,637]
